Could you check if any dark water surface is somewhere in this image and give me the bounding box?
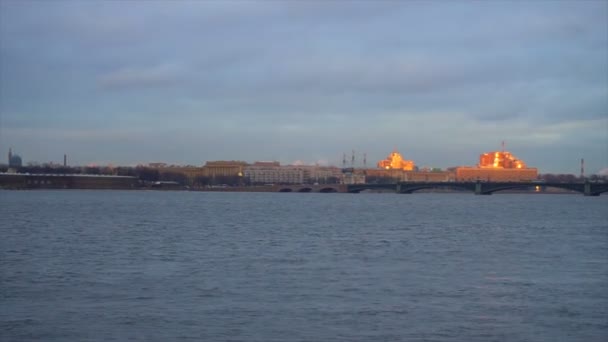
[1,190,607,341]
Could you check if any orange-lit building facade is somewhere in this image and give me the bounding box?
[478,151,526,169]
[455,150,538,181]
[372,149,454,182]
[377,150,415,171]
[370,148,538,182]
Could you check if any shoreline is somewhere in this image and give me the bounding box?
[0,186,585,195]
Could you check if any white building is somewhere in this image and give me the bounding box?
[244,162,342,185]
[244,162,304,184]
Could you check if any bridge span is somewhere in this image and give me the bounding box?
[274,184,346,193]
[347,181,608,196]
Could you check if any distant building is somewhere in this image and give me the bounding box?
[158,166,205,182]
[377,150,415,171]
[243,162,342,185]
[251,161,280,168]
[341,170,366,184]
[455,149,537,181]
[202,160,248,178]
[244,162,304,184]
[478,151,526,169]
[404,170,454,182]
[307,166,342,184]
[366,168,455,182]
[8,148,22,168]
[455,167,538,182]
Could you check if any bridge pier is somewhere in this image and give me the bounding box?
[474,181,491,195]
[584,182,599,196]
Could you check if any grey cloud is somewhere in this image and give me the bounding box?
[98,64,186,90]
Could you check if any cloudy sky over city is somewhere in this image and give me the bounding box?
[1,0,606,174]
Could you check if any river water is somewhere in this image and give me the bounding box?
[1,190,607,341]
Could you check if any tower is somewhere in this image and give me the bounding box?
[8,148,12,164]
[64,154,67,167]
[580,158,585,179]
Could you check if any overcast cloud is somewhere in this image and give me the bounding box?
[0,0,606,174]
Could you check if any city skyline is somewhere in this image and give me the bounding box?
[1,1,606,174]
[0,144,589,176]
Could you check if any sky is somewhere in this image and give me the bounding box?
[0,0,607,174]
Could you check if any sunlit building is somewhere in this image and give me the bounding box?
[455,167,538,182]
[455,148,537,181]
[478,151,526,169]
[202,160,248,178]
[377,150,415,171]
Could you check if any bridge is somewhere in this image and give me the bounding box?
[274,184,346,193]
[347,181,608,196]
